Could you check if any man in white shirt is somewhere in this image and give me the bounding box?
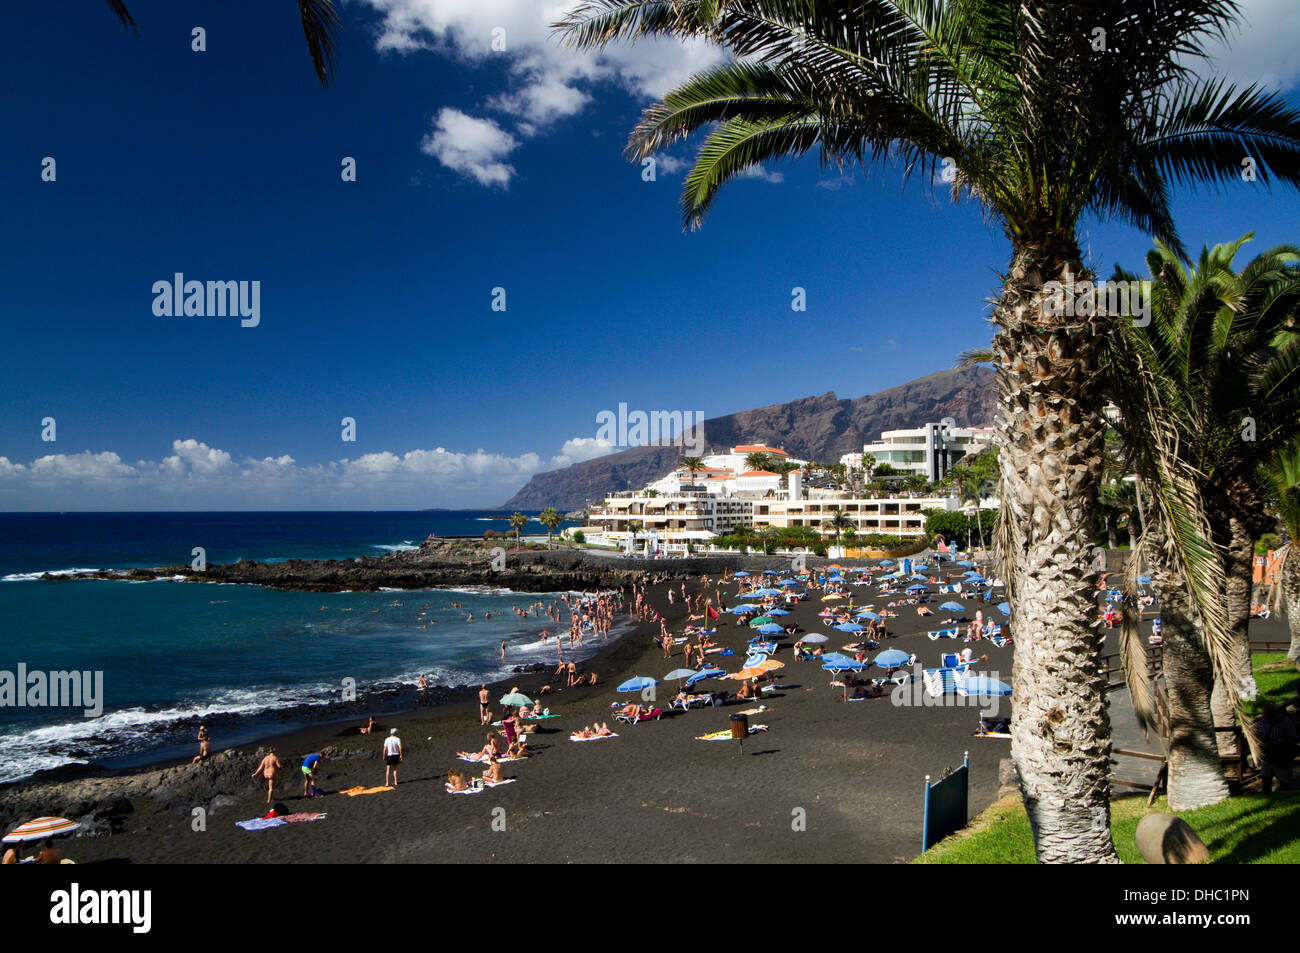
[383,728,403,786]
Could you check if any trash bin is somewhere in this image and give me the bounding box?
[730,713,749,739]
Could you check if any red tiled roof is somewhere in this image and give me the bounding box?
[733,445,788,455]
[739,470,780,477]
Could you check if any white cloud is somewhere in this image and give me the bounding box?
[736,165,784,184]
[420,108,519,186]
[1203,0,1300,92]
[0,436,615,509]
[557,437,618,464]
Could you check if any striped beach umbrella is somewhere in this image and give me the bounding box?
[3,817,79,844]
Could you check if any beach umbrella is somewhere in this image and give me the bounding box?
[801,633,829,643]
[910,574,930,581]
[956,560,975,567]
[777,579,800,587]
[753,588,783,597]
[835,622,865,632]
[878,559,894,566]
[685,667,725,687]
[733,571,751,577]
[939,601,965,612]
[956,675,1012,697]
[855,611,880,621]
[729,604,758,613]
[499,691,533,707]
[753,659,784,673]
[906,584,928,592]
[997,602,1012,616]
[749,615,775,626]
[664,668,698,682]
[754,623,785,635]
[618,676,659,693]
[728,666,768,680]
[765,607,791,616]
[1138,575,1152,585]
[3,817,79,844]
[873,649,912,669]
[763,569,780,575]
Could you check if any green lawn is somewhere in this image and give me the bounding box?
[917,651,1300,863]
[916,792,1300,864]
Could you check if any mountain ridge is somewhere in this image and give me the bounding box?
[499,365,997,511]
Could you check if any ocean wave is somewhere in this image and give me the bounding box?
[2,568,105,582]
[373,542,419,552]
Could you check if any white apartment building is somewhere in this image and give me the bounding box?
[842,422,994,481]
[752,494,957,538]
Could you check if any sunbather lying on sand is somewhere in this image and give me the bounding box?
[571,723,614,740]
[616,703,648,719]
[458,731,507,762]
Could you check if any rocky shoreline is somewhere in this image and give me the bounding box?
[40,538,805,593]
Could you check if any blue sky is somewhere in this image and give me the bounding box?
[2,0,1300,510]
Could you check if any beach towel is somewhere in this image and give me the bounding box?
[569,733,619,742]
[457,755,523,763]
[236,817,288,831]
[281,813,327,823]
[695,725,769,741]
[341,785,394,797]
[447,779,517,794]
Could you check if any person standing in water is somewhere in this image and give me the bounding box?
[500,639,507,662]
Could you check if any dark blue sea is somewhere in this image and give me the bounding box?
[0,511,586,782]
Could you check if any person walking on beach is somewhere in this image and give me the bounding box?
[479,684,491,725]
[191,724,211,763]
[383,729,403,786]
[302,752,323,798]
[252,747,282,804]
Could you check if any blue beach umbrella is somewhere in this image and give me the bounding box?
[939,601,965,612]
[956,675,1013,697]
[765,608,791,616]
[777,579,800,587]
[618,676,659,693]
[733,571,751,577]
[956,560,975,567]
[820,652,865,669]
[801,633,829,643]
[685,667,725,687]
[879,559,895,566]
[911,574,930,581]
[965,576,987,585]
[997,602,1012,616]
[729,604,758,614]
[664,669,698,682]
[753,588,782,597]
[856,611,880,621]
[1138,576,1152,585]
[906,584,928,592]
[873,649,912,669]
[755,623,785,635]
[835,622,865,633]
[763,569,780,575]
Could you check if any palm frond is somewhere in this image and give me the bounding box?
[298,0,341,87]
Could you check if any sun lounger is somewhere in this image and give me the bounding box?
[990,634,1012,647]
[672,696,711,711]
[927,627,960,640]
[940,652,962,668]
[615,707,664,724]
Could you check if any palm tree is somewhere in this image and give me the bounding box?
[822,508,854,550]
[104,0,340,86]
[1106,237,1300,806]
[627,519,645,554]
[508,512,529,551]
[744,452,773,472]
[538,507,563,549]
[682,455,705,488]
[1264,445,1300,666]
[554,0,1300,862]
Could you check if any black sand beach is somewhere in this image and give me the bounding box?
[9,559,1243,864]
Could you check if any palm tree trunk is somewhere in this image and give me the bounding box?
[1283,547,1300,667]
[1104,511,1118,550]
[994,246,1119,863]
[1145,523,1229,810]
[1210,513,1261,757]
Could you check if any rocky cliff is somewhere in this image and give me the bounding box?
[501,365,996,510]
